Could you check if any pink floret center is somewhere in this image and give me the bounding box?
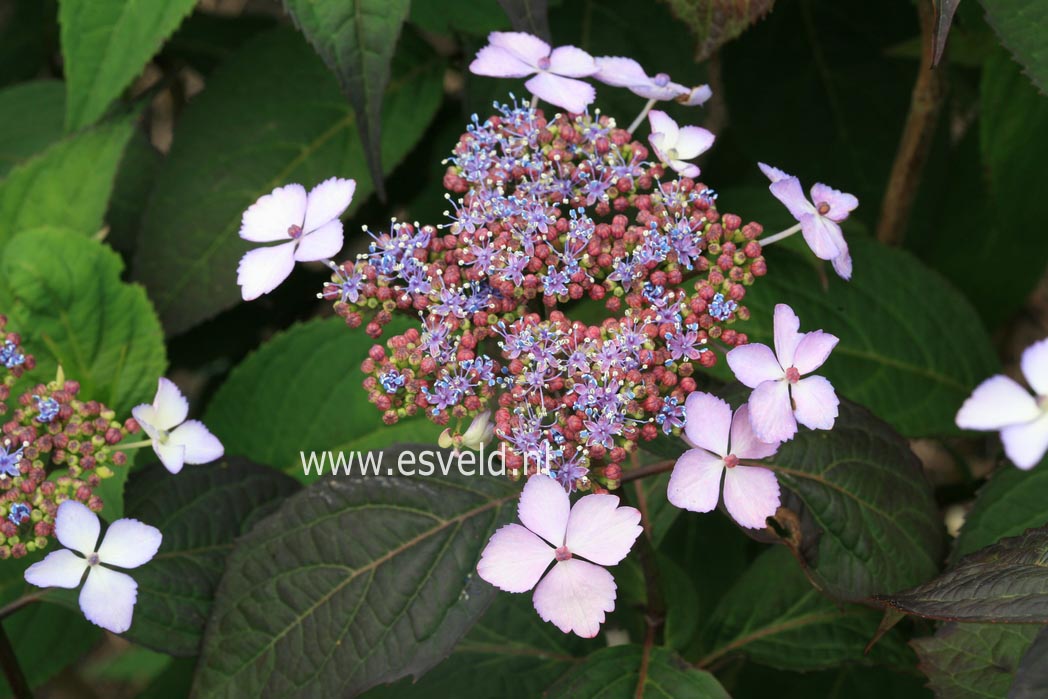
[288,224,303,239]
[785,366,801,383]
[816,202,831,216]
[554,545,572,561]
[537,56,551,71]
[724,454,739,469]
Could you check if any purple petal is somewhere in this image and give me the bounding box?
[769,176,815,222]
[810,183,858,222]
[488,31,550,66]
[470,44,536,78]
[1021,338,1048,397]
[97,519,162,569]
[669,159,701,178]
[1001,413,1048,470]
[168,420,224,464]
[564,494,642,566]
[476,523,554,593]
[631,82,688,101]
[304,177,355,233]
[729,404,780,460]
[55,501,100,556]
[673,126,715,160]
[294,220,344,262]
[831,249,853,280]
[683,391,732,455]
[677,84,712,106]
[773,304,803,369]
[791,375,839,431]
[956,375,1040,430]
[748,380,797,443]
[792,330,839,375]
[647,110,679,144]
[726,342,783,388]
[524,73,595,114]
[79,566,137,633]
[24,549,88,589]
[548,45,597,78]
[758,162,791,184]
[237,241,296,301]
[238,184,306,243]
[722,465,780,529]
[593,56,648,86]
[518,474,570,547]
[799,214,847,261]
[667,448,724,513]
[533,558,615,638]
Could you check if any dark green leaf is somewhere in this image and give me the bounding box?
[163,11,278,74]
[979,0,1048,92]
[192,447,518,697]
[545,645,730,698]
[204,317,441,481]
[409,0,508,36]
[1011,626,1048,698]
[658,0,776,60]
[284,0,411,201]
[58,0,197,130]
[913,622,1041,699]
[952,466,1048,563]
[731,664,932,699]
[496,0,550,40]
[0,0,57,88]
[105,129,162,255]
[0,602,101,698]
[698,547,913,670]
[0,80,64,178]
[122,457,300,656]
[2,228,167,414]
[735,236,999,437]
[133,28,444,335]
[883,526,1048,623]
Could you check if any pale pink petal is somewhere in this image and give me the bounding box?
[758,162,791,184]
[130,404,159,440]
[831,249,852,280]
[470,44,537,78]
[1001,412,1048,470]
[791,375,840,431]
[791,330,839,375]
[55,501,100,556]
[667,448,724,513]
[488,31,550,66]
[956,375,1040,430]
[647,110,679,144]
[79,566,137,633]
[524,73,595,113]
[673,126,714,160]
[810,183,858,222]
[548,46,597,77]
[683,391,731,456]
[24,549,88,589]
[151,378,189,431]
[97,519,162,569]
[632,82,688,101]
[669,160,701,178]
[476,523,554,593]
[768,176,816,221]
[294,220,344,262]
[726,342,783,388]
[168,420,224,465]
[518,474,570,547]
[722,465,780,529]
[773,304,803,368]
[154,440,186,475]
[648,132,669,165]
[532,558,616,638]
[238,184,306,242]
[237,241,296,301]
[593,56,648,86]
[799,214,847,261]
[729,404,780,460]
[1021,338,1048,397]
[564,494,642,566]
[677,84,712,106]
[748,379,797,443]
[304,177,355,233]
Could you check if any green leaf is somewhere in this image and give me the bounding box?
[105,129,162,255]
[952,466,1048,563]
[204,317,441,481]
[658,0,776,60]
[1011,627,1048,699]
[283,0,411,201]
[0,0,57,88]
[0,116,134,249]
[545,645,730,698]
[0,80,65,178]
[133,27,444,335]
[697,547,913,670]
[120,457,299,656]
[0,602,102,699]
[2,228,167,414]
[731,664,933,699]
[409,0,508,36]
[883,526,1048,623]
[735,236,999,437]
[979,0,1048,92]
[192,447,519,697]
[58,0,197,130]
[913,622,1041,699]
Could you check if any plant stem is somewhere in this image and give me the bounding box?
[759,222,802,247]
[0,595,40,622]
[0,622,32,699]
[627,98,658,135]
[117,439,153,450]
[620,459,676,483]
[627,476,665,699]
[875,0,944,246]
[530,94,539,110]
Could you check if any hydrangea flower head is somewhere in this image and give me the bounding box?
[237,177,356,300]
[668,392,780,528]
[24,501,161,633]
[594,57,712,106]
[477,475,641,637]
[759,163,857,280]
[727,304,839,442]
[131,378,224,474]
[956,337,1048,469]
[470,32,598,113]
[647,110,714,178]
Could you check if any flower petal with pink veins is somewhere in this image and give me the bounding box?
[524,73,595,114]
[791,330,839,375]
[748,379,796,443]
[1021,338,1048,397]
[683,391,731,456]
[723,465,780,529]
[239,184,306,242]
[667,448,724,513]
[518,474,570,547]
[237,241,297,301]
[294,220,344,262]
[791,375,839,431]
[304,177,354,233]
[726,343,783,389]
[477,523,554,593]
[956,375,1040,431]
[729,404,780,460]
[809,183,858,222]
[768,176,815,222]
[564,494,642,566]
[1001,412,1048,470]
[533,558,616,638]
[470,45,536,78]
